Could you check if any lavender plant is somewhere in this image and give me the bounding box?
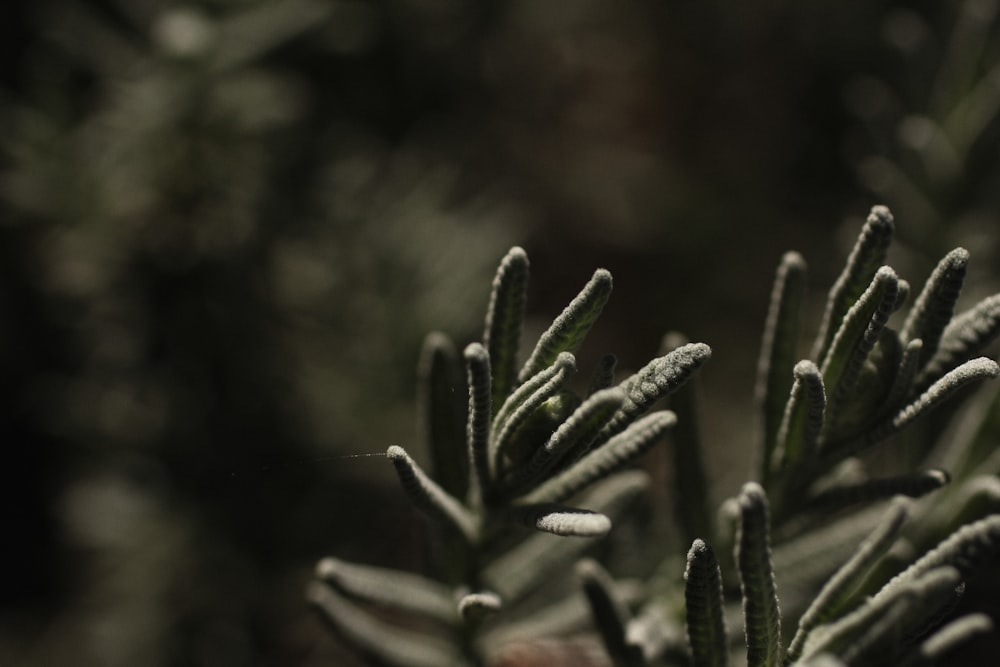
[309,206,1000,666]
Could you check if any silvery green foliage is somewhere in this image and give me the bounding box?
[309,247,711,666]
[578,206,999,667]
[312,206,999,666]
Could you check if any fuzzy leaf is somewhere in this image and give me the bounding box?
[307,582,468,667]
[509,387,626,494]
[805,470,949,514]
[900,247,969,366]
[418,332,468,500]
[493,351,576,449]
[881,338,923,417]
[684,539,729,667]
[811,205,894,362]
[736,482,782,667]
[484,247,529,411]
[860,357,1000,451]
[492,352,576,474]
[483,471,647,602]
[873,513,1000,604]
[457,590,502,623]
[519,268,613,383]
[314,557,456,624]
[510,503,613,537]
[801,567,963,664]
[775,360,825,473]
[899,613,993,667]
[667,364,715,548]
[598,343,712,443]
[578,558,647,667]
[521,410,676,505]
[464,342,493,496]
[917,293,1000,389]
[820,266,900,435]
[755,251,808,476]
[387,445,478,542]
[785,502,908,662]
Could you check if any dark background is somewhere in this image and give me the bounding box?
[2,1,999,665]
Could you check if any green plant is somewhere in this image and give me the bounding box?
[309,205,1000,666]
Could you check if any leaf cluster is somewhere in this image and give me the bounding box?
[310,206,1000,666]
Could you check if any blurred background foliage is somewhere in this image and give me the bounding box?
[0,0,998,665]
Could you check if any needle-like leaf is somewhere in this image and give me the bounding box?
[785,502,908,662]
[917,293,1000,389]
[812,206,895,362]
[464,342,493,496]
[387,445,478,543]
[684,539,729,667]
[521,410,676,505]
[307,582,469,667]
[805,470,949,514]
[418,332,468,500]
[578,558,646,667]
[484,247,529,412]
[900,247,969,366]
[492,352,576,474]
[597,343,712,443]
[756,251,808,476]
[507,387,625,494]
[820,266,899,435]
[518,268,613,383]
[736,482,782,667]
[775,360,825,473]
[510,503,613,537]
[314,557,456,624]
[873,513,1000,604]
[482,471,647,603]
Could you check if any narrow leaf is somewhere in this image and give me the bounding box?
[736,482,782,667]
[775,360,826,472]
[881,338,923,417]
[785,502,908,662]
[668,366,715,548]
[508,387,625,494]
[314,557,456,624]
[484,247,530,411]
[510,503,612,537]
[811,205,895,362]
[900,613,993,667]
[493,351,575,447]
[387,445,478,542]
[802,567,962,664]
[522,411,676,505]
[307,582,468,667]
[578,558,647,667]
[598,343,712,443]
[820,266,899,433]
[458,591,502,623]
[901,247,969,366]
[464,342,492,496]
[805,470,949,514]
[873,513,1000,604]
[483,471,647,602]
[862,357,1000,450]
[684,539,729,667]
[492,352,576,474]
[418,332,468,499]
[755,251,808,476]
[519,268,613,382]
[917,293,1000,389]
